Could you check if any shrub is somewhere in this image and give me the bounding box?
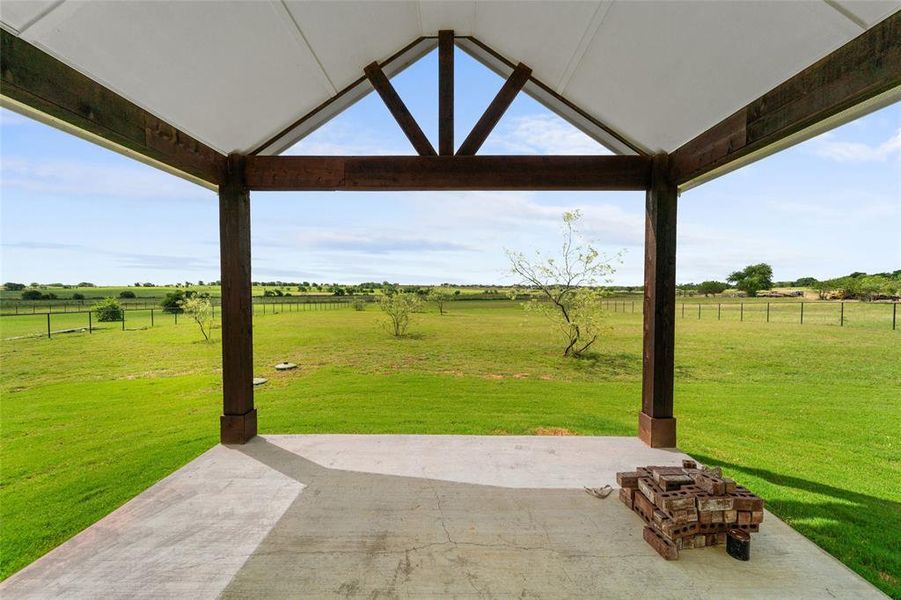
[180,296,214,342]
[352,298,366,311]
[72,293,85,300]
[3,282,25,291]
[21,290,45,300]
[378,291,421,336]
[92,297,124,322]
[160,291,185,313]
[119,290,136,299]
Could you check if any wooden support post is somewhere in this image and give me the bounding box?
[438,30,454,156]
[219,154,256,444]
[640,154,677,448]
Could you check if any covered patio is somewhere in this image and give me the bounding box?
[0,0,898,597]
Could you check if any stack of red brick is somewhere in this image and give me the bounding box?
[617,460,764,560]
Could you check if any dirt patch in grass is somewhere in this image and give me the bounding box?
[533,427,577,436]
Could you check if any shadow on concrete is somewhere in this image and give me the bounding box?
[691,453,900,596]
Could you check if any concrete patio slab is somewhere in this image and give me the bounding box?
[0,435,885,599]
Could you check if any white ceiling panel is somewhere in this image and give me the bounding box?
[832,0,900,26]
[419,0,476,35]
[21,0,334,153]
[564,0,866,152]
[285,0,421,90]
[472,1,605,90]
[0,0,58,33]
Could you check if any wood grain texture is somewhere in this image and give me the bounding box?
[245,155,650,191]
[456,63,531,155]
[641,155,677,441]
[438,30,455,156]
[218,155,255,443]
[672,11,901,185]
[364,61,436,156]
[0,29,225,185]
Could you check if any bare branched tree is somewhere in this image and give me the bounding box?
[507,210,619,357]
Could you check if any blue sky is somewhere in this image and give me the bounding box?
[1,48,898,286]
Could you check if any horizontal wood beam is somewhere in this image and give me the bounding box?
[0,29,226,187]
[364,61,436,156]
[457,63,531,156]
[244,155,650,191]
[672,11,901,188]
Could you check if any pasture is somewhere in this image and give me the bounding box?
[1,300,899,595]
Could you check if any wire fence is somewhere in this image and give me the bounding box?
[1,298,896,341]
[0,299,354,340]
[601,299,898,330]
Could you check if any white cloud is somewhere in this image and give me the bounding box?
[484,113,612,155]
[0,157,211,200]
[285,122,411,156]
[810,127,901,162]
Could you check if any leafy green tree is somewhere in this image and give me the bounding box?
[427,287,454,315]
[378,291,421,337]
[92,298,123,322]
[21,290,43,300]
[160,290,186,313]
[793,277,818,287]
[180,296,214,342]
[697,281,727,297]
[3,282,25,291]
[72,293,85,300]
[119,290,136,299]
[727,263,774,297]
[507,210,618,357]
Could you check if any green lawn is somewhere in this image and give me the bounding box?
[1,301,899,596]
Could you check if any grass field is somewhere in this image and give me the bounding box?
[1,301,899,595]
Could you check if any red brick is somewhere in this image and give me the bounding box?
[616,471,642,489]
[643,526,679,560]
[619,487,634,509]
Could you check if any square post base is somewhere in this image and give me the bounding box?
[638,412,676,448]
[220,409,257,444]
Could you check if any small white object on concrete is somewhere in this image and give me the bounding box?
[274,362,297,371]
[252,377,268,386]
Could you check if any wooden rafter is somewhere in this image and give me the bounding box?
[0,29,226,187]
[457,63,531,156]
[671,10,901,188]
[243,155,649,191]
[364,61,436,156]
[438,30,455,155]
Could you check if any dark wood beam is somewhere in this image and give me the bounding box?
[244,155,650,191]
[640,154,677,448]
[219,154,256,444]
[0,29,225,187]
[457,63,531,155]
[672,11,901,187]
[364,61,436,156]
[438,30,455,156]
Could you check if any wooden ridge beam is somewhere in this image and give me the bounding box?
[0,29,226,187]
[457,63,531,155]
[672,11,901,188]
[364,61,436,156]
[244,155,650,191]
[438,30,455,156]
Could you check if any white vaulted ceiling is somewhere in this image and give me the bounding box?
[1,0,898,155]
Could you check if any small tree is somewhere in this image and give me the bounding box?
[93,297,123,322]
[3,282,25,291]
[119,290,136,299]
[378,291,420,337]
[727,263,773,298]
[697,280,728,297]
[180,295,214,342]
[160,290,185,313]
[72,293,85,300]
[427,287,453,315]
[507,210,618,357]
[21,290,43,300]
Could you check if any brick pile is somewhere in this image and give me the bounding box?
[617,460,764,560]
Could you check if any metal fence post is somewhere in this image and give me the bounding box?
[717,303,721,320]
[175,311,178,325]
[894,303,897,331]
[151,309,154,327]
[740,303,744,322]
[122,310,126,331]
[800,302,804,325]
[681,304,685,318]
[840,302,844,327]
[698,303,701,319]
[47,313,51,339]
[766,302,770,323]
[89,310,92,333]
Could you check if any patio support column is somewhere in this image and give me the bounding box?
[219,153,256,444]
[640,153,677,448]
